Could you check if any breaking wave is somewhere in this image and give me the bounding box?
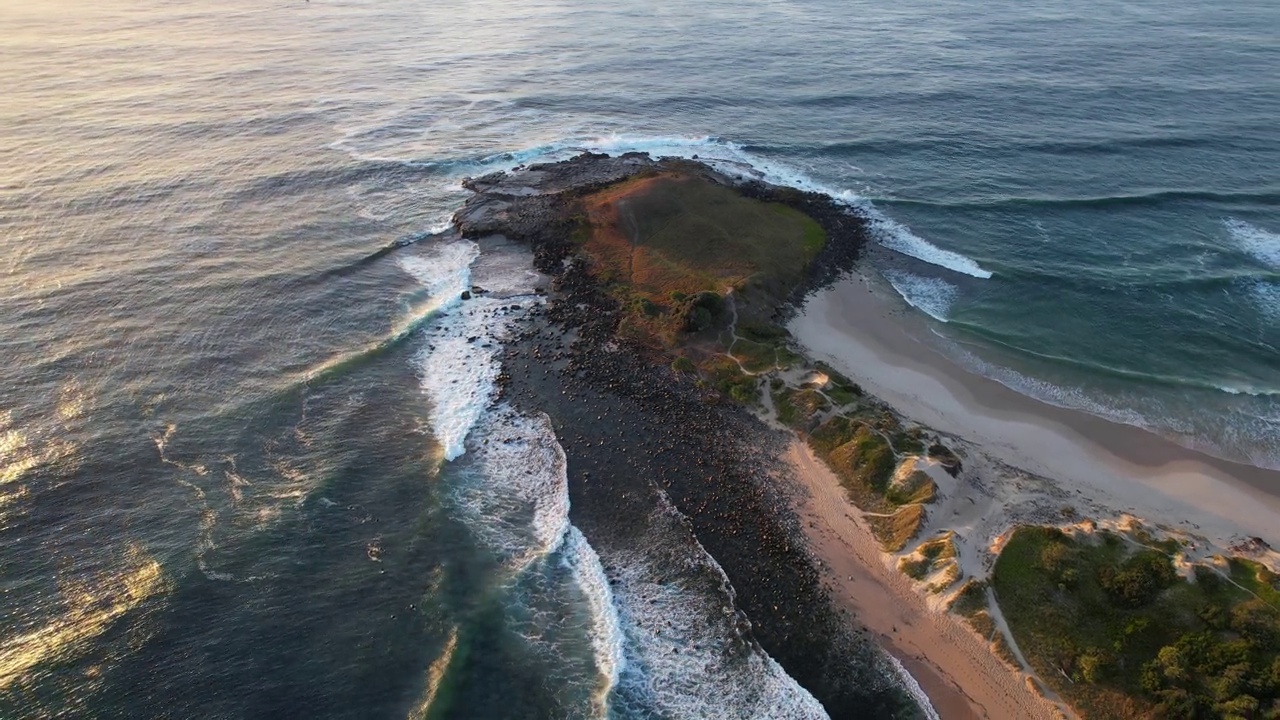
[1225,217,1280,270]
[606,515,832,720]
[883,654,942,720]
[400,239,540,461]
[883,270,959,322]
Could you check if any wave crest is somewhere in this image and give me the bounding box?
[1225,217,1280,270]
[883,270,959,322]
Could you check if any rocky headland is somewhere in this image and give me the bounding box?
[449,152,1280,720]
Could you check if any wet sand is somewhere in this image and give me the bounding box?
[782,268,1280,718]
[786,439,1063,720]
[790,272,1280,550]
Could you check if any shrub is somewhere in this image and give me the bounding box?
[680,291,724,332]
[1195,565,1224,593]
[1097,550,1177,608]
[900,557,930,580]
[1076,648,1113,684]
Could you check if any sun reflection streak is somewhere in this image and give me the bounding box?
[0,546,169,691]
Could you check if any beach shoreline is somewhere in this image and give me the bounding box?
[784,438,1063,720]
[790,268,1280,551]
[461,152,1280,718]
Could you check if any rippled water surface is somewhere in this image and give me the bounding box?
[1,0,1276,716]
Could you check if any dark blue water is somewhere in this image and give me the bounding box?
[1,0,1276,716]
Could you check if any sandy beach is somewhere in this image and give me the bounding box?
[790,270,1280,552]
[786,439,1064,720]
[780,267,1280,718]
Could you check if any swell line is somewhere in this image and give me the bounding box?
[880,188,1280,212]
[943,321,1280,398]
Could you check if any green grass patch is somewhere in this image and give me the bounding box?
[992,526,1280,719]
[900,557,931,581]
[773,388,801,428]
[806,414,942,516]
[867,505,925,552]
[739,322,791,343]
[813,361,863,405]
[773,345,804,370]
[773,387,831,429]
[825,426,897,505]
[577,173,830,347]
[729,338,779,373]
[621,175,825,295]
[918,533,956,562]
[968,609,997,640]
[890,426,928,455]
[825,385,861,407]
[927,564,962,594]
[900,533,959,589]
[808,415,860,455]
[885,469,936,506]
[700,356,759,405]
[1228,557,1280,608]
[950,579,988,618]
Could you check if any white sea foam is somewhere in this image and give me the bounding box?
[350,125,993,281]
[864,211,994,278]
[397,240,479,309]
[1251,280,1280,321]
[563,526,627,710]
[454,407,571,564]
[380,138,949,716]
[883,270,960,322]
[603,524,830,720]
[399,240,541,460]
[1225,217,1280,270]
[883,654,942,720]
[453,404,628,715]
[570,134,994,279]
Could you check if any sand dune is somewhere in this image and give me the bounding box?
[781,269,1280,717]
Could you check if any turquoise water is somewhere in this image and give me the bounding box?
[0,0,1276,716]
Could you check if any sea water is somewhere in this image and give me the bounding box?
[1,0,1276,716]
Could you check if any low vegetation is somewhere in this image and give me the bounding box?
[803,410,936,548]
[577,172,824,348]
[571,171,831,413]
[900,532,959,593]
[865,504,927,553]
[992,526,1280,719]
[772,386,831,429]
[574,170,935,551]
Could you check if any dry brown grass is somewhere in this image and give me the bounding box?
[576,172,826,347]
[823,426,897,511]
[866,504,926,552]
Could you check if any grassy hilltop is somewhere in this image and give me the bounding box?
[569,168,948,551]
[573,171,824,345]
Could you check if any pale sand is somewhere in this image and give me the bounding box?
[790,272,1280,554]
[780,269,1280,718]
[786,439,1063,720]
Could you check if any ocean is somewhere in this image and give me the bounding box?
[1,0,1275,717]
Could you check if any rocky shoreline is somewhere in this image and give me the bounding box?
[455,153,919,717]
